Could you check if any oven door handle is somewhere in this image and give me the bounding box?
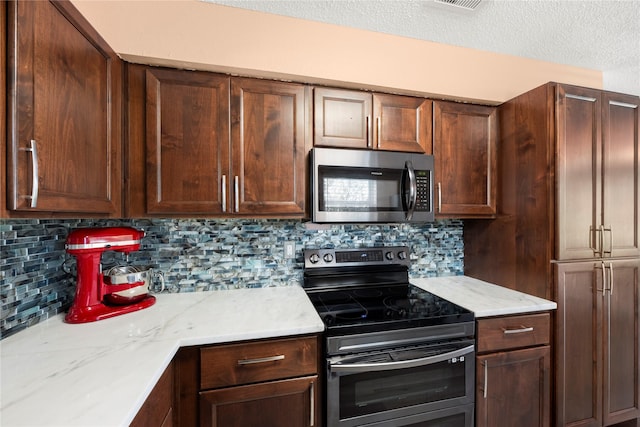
[329,344,474,373]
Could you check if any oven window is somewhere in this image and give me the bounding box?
[338,360,466,419]
[318,166,403,212]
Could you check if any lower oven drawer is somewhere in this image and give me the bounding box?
[363,403,474,427]
[326,339,475,427]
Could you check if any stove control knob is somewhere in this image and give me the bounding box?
[385,251,395,260]
[323,253,334,263]
[309,253,320,264]
[397,250,407,260]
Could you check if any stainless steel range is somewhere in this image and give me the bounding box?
[303,246,475,427]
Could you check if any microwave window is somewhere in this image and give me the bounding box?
[319,166,403,212]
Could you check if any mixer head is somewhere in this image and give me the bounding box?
[65,227,145,255]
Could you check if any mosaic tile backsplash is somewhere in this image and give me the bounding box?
[0,218,463,339]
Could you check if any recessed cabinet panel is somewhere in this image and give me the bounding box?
[7,0,122,215]
[433,101,497,217]
[601,94,640,258]
[231,78,308,215]
[145,68,230,214]
[373,94,432,153]
[556,86,602,260]
[314,87,372,149]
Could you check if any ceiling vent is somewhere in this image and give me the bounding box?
[432,0,483,12]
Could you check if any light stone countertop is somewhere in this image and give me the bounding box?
[0,286,325,427]
[0,276,556,426]
[411,276,557,317]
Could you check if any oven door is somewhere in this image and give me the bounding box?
[326,340,475,427]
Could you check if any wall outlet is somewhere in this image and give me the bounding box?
[284,241,296,259]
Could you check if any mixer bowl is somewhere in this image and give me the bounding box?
[104,266,151,305]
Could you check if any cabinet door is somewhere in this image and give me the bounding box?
[476,346,551,427]
[145,68,230,215]
[601,93,640,259]
[130,362,174,427]
[556,86,602,260]
[6,0,122,215]
[373,94,432,153]
[555,261,603,427]
[603,259,640,425]
[433,101,497,217]
[231,78,309,216]
[313,87,372,149]
[200,376,318,427]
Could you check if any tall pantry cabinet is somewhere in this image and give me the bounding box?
[464,82,640,427]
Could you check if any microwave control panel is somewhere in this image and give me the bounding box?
[415,171,431,211]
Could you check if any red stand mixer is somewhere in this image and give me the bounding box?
[65,227,156,324]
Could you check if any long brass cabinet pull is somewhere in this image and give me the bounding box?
[503,326,534,335]
[236,354,285,365]
[437,182,442,213]
[19,139,39,208]
[221,175,227,212]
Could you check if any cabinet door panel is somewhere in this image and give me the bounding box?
[602,94,640,258]
[314,88,371,149]
[200,376,317,427]
[145,68,229,214]
[373,94,432,153]
[556,86,601,260]
[7,0,121,214]
[231,78,308,216]
[555,262,603,427]
[433,101,497,217]
[604,259,640,425]
[476,346,550,427]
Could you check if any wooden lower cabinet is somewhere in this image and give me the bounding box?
[556,260,640,427]
[131,362,174,427]
[200,376,317,427]
[174,335,320,427]
[475,313,551,427]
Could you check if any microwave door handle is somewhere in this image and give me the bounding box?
[405,160,417,221]
[330,344,474,374]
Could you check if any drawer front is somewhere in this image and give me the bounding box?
[477,313,550,353]
[201,336,318,389]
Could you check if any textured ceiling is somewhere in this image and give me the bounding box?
[205,0,640,97]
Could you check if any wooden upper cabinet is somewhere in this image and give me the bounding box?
[230,78,309,216]
[127,67,309,217]
[144,68,230,215]
[433,101,497,217]
[556,86,640,260]
[373,93,432,153]
[6,0,122,216]
[314,87,431,153]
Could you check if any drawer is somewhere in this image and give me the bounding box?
[477,312,550,353]
[200,336,318,389]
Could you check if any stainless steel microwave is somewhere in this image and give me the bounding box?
[311,148,435,223]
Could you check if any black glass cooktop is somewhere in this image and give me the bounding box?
[305,283,474,336]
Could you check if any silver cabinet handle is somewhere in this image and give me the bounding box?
[234,176,240,212]
[502,326,534,335]
[608,262,614,295]
[309,380,315,426]
[603,226,613,256]
[598,261,606,296]
[366,116,371,148]
[376,116,381,149]
[237,354,285,366]
[437,182,442,213]
[483,360,488,399]
[221,175,227,212]
[19,139,39,207]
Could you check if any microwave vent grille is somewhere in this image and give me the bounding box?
[432,0,482,11]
